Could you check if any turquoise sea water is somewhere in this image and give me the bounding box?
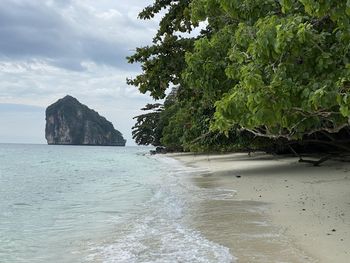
[0,144,233,263]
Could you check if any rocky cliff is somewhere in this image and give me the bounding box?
[45,95,126,146]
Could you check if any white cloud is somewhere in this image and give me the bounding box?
[0,0,159,145]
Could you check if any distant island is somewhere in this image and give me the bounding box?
[45,95,126,146]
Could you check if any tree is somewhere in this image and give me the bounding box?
[129,0,273,151]
[132,103,163,146]
[130,0,350,153]
[128,0,203,150]
[127,0,197,100]
[188,0,350,143]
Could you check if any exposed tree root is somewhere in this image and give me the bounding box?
[298,155,332,166]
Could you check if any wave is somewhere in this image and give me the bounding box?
[85,155,236,263]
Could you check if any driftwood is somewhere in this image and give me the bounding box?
[288,144,350,166]
[298,154,332,166]
[288,145,332,166]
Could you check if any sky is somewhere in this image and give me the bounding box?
[0,0,158,145]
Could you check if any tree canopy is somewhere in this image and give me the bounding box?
[127,0,196,99]
[130,0,350,153]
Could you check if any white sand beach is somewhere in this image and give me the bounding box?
[169,152,350,263]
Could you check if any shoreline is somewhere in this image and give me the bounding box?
[168,152,350,263]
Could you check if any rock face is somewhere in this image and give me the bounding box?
[45,95,126,146]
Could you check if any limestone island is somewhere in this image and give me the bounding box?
[45,95,126,146]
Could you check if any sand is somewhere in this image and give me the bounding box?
[169,152,350,263]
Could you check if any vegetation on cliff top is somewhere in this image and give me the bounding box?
[129,0,350,153]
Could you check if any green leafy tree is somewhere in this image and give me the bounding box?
[128,0,202,150]
[129,0,265,151]
[132,103,163,146]
[189,0,350,142]
[127,0,197,99]
[130,0,350,153]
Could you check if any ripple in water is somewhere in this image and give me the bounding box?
[0,144,235,262]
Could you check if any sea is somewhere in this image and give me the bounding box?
[0,144,234,263]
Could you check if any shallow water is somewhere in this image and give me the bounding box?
[189,169,317,263]
[0,144,233,262]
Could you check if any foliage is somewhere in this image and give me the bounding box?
[132,103,163,146]
[127,0,196,99]
[129,0,350,153]
[188,0,350,140]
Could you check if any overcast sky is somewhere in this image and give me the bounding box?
[0,0,158,145]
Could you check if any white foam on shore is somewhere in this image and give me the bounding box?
[156,155,239,201]
[85,154,236,263]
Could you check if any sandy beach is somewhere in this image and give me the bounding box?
[169,152,350,263]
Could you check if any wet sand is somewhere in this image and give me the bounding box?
[170,152,350,263]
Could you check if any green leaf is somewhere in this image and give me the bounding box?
[340,106,350,117]
[347,0,350,16]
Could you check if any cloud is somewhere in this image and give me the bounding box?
[0,0,156,71]
[0,59,155,145]
[0,0,159,145]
